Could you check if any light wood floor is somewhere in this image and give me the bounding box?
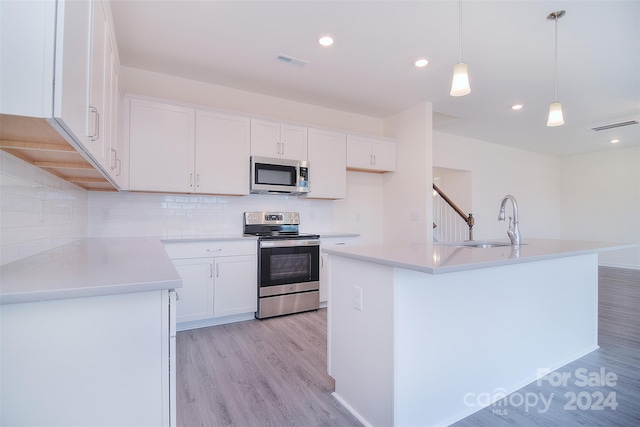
[176,267,640,426]
[176,308,362,427]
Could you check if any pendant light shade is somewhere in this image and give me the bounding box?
[547,101,564,126]
[547,10,565,127]
[450,0,470,97]
[451,62,471,96]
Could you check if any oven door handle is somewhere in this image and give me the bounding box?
[259,239,320,248]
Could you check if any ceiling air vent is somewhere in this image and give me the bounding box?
[276,54,309,67]
[590,120,639,132]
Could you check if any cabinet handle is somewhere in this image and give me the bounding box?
[321,256,324,269]
[88,106,100,141]
[216,263,219,277]
[277,142,281,155]
[373,154,376,166]
[210,263,213,278]
[335,242,346,246]
[196,173,200,188]
[206,248,223,252]
[110,148,117,170]
[281,142,285,156]
[115,158,121,176]
[189,173,193,187]
[370,154,373,165]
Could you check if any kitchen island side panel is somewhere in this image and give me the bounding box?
[1,290,170,426]
[329,255,395,426]
[394,253,598,426]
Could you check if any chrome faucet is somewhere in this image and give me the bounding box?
[498,195,521,246]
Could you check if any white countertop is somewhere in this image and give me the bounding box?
[161,234,256,243]
[0,238,182,304]
[322,238,637,274]
[160,232,359,242]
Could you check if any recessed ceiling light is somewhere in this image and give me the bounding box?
[610,139,620,144]
[318,36,334,47]
[414,58,429,68]
[511,104,523,110]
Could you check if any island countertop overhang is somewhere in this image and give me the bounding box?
[322,238,637,274]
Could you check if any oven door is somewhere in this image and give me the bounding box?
[258,240,320,288]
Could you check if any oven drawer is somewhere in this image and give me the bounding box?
[164,239,256,259]
[257,290,319,319]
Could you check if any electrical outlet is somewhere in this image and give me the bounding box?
[353,286,363,311]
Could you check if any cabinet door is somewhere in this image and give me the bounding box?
[52,0,91,146]
[372,139,396,172]
[129,98,195,192]
[214,255,257,317]
[307,128,346,199]
[195,110,250,195]
[86,0,108,166]
[280,124,308,161]
[250,119,280,158]
[173,258,214,323]
[346,135,374,170]
[250,120,307,161]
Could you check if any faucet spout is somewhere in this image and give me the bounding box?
[498,195,521,246]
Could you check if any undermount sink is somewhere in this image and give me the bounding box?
[462,242,513,248]
[437,241,515,248]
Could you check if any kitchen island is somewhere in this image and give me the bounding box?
[323,239,636,427]
[0,238,182,427]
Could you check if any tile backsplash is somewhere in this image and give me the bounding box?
[87,191,336,238]
[0,151,88,265]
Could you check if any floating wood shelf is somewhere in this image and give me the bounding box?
[0,114,116,191]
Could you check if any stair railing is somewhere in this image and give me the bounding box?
[433,183,474,242]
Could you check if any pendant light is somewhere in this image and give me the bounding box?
[547,10,566,126]
[450,0,470,96]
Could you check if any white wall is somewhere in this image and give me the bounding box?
[382,102,433,244]
[0,151,88,265]
[560,146,640,268]
[121,66,383,136]
[432,131,561,241]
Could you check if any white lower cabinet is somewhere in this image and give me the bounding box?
[1,289,176,427]
[320,236,359,303]
[165,240,257,329]
[214,255,257,317]
[172,258,214,323]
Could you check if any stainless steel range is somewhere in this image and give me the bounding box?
[244,212,320,319]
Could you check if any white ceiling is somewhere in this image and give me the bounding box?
[110,0,640,157]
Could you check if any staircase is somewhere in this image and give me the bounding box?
[432,183,474,242]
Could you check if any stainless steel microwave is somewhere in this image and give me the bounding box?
[250,156,310,195]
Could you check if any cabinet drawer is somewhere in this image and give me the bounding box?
[164,239,256,259]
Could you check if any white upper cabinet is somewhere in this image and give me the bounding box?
[52,0,92,148]
[86,0,109,167]
[307,128,347,199]
[129,98,195,193]
[250,119,307,161]
[347,135,396,172]
[128,97,251,195]
[1,0,57,118]
[195,110,250,195]
[0,0,123,187]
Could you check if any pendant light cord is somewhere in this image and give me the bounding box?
[553,12,559,102]
[458,0,463,62]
